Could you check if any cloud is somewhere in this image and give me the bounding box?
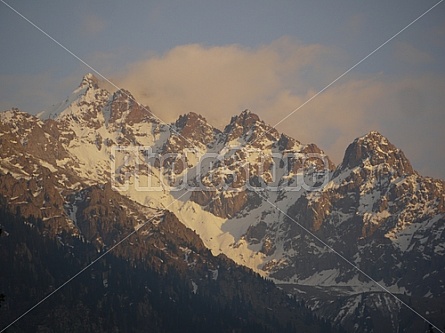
[262,76,389,162]
[340,13,366,41]
[114,37,336,126]
[393,41,433,65]
[109,38,445,179]
[1,37,443,179]
[80,14,106,37]
[377,75,445,178]
[275,74,445,179]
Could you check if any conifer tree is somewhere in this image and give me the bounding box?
[0,228,4,307]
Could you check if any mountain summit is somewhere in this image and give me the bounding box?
[1,74,444,332]
[223,109,280,147]
[80,72,100,89]
[338,130,415,176]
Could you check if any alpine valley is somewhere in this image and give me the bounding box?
[1,74,444,332]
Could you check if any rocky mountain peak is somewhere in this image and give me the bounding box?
[224,109,260,133]
[337,130,415,176]
[107,89,155,127]
[37,74,110,127]
[80,73,100,89]
[223,109,279,146]
[108,89,135,123]
[238,108,260,123]
[276,133,299,151]
[175,112,206,130]
[0,108,37,125]
[358,130,387,145]
[163,112,220,152]
[112,88,134,99]
[1,73,444,333]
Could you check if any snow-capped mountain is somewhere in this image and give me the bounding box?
[1,73,444,332]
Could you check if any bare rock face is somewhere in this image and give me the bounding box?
[182,109,334,218]
[0,170,70,235]
[276,133,298,151]
[223,109,280,148]
[262,131,445,305]
[108,89,153,126]
[2,74,445,333]
[336,131,414,177]
[58,74,110,130]
[190,190,248,219]
[174,112,219,145]
[163,112,220,154]
[286,191,332,233]
[244,221,267,244]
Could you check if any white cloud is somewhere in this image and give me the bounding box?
[393,41,433,65]
[114,37,334,127]
[111,38,445,179]
[80,14,106,37]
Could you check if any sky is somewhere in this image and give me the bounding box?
[0,0,444,179]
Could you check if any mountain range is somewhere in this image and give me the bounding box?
[1,73,444,332]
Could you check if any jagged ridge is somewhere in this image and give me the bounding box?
[1,73,445,332]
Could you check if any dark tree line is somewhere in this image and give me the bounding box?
[0,207,343,332]
[0,228,4,308]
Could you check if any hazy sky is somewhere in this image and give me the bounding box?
[1,0,444,179]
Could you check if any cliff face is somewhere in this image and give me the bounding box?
[1,73,444,332]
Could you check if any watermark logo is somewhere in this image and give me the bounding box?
[111,146,331,192]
